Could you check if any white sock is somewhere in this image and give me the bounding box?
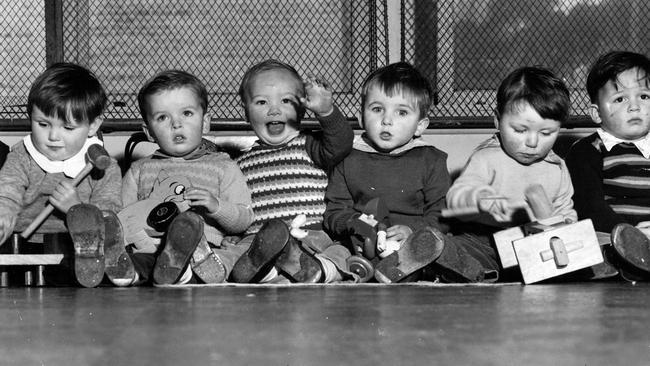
[259,266,279,283]
[175,266,193,285]
[316,255,342,283]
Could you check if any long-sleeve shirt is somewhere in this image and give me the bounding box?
[447,134,577,223]
[0,141,122,234]
[324,135,450,238]
[236,106,353,234]
[565,132,650,232]
[122,147,253,250]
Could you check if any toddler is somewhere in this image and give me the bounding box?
[108,70,254,286]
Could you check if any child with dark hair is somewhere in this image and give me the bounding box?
[566,51,650,280]
[0,62,122,286]
[230,59,356,284]
[448,66,576,223]
[444,66,576,282]
[324,62,473,283]
[109,69,254,286]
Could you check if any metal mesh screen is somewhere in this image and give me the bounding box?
[402,0,650,126]
[0,0,46,120]
[1,0,388,127]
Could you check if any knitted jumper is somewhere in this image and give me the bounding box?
[122,149,253,250]
[566,132,650,231]
[236,106,353,235]
[0,141,122,234]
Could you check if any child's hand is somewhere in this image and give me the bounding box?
[385,225,412,245]
[477,196,512,222]
[301,74,334,117]
[0,214,16,245]
[183,187,219,214]
[49,181,81,214]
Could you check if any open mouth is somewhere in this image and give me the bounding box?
[379,132,392,140]
[266,121,286,136]
[173,135,186,143]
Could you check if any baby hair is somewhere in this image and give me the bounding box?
[238,59,304,103]
[137,70,208,124]
[586,50,650,103]
[361,62,432,119]
[496,66,570,124]
[27,62,107,125]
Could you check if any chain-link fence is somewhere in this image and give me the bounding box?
[402,0,650,127]
[1,0,388,128]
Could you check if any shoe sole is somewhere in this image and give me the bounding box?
[154,212,203,284]
[231,219,290,283]
[191,239,226,284]
[276,240,322,283]
[612,224,650,273]
[374,227,445,284]
[67,204,105,288]
[103,211,136,286]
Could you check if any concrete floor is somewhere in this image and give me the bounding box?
[1,282,649,366]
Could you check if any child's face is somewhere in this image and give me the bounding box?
[591,67,650,141]
[143,87,210,157]
[244,69,303,146]
[497,102,561,165]
[30,106,101,161]
[361,85,428,153]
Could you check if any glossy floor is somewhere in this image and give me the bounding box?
[1,282,649,366]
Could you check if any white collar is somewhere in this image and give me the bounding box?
[597,129,650,158]
[23,135,103,178]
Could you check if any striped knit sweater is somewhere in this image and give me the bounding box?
[566,132,650,232]
[122,149,253,251]
[236,106,354,235]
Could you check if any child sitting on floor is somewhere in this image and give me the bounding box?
[0,63,122,287]
[446,66,578,281]
[565,51,650,280]
[230,59,357,284]
[324,62,465,283]
[107,70,254,286]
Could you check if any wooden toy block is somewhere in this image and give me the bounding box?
[493,215,566,269]
[513,219,603,284]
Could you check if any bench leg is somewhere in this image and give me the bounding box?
[0,269,8,287]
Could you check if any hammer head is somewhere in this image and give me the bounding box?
[86,144,111,170]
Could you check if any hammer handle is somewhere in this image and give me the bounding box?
[20,162,95,239]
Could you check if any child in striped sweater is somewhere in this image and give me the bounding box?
[566,51,650,280]
[230,59,357,284]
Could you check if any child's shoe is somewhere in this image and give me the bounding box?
[374,226,445,284]
[67,204,106,288]
[275,239,323,283]
[230,219,291,283]
[153,211,203,285]
[611,224,650,280]
[191,236,227,283]
[103,211,136,287]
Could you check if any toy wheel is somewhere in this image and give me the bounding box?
[346,255,374,282]
[146,201,179,232]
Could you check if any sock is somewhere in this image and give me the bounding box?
[316,255,342,283]
[175,265,193,285]
[259,266,279,283]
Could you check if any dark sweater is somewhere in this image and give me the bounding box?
[565,132,650,232]
[324,139,450,238]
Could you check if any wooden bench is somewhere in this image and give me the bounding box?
[0,234,65,287]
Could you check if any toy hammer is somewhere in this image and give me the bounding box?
[21,144,111,239]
